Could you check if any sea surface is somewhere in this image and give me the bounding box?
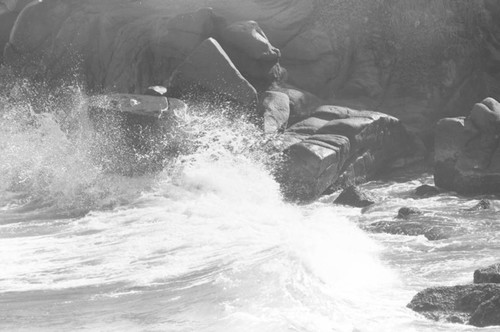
[0,78,499,332]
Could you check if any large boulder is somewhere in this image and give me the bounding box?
[167,37,258,112]
[434,98,500,194]
[216,20,284,89]
[408,284,500,327]
[279,106,413,201]
[87,93,187,175]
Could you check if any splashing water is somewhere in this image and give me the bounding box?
[0,74,498,332]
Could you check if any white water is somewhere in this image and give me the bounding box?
[0,78,499,332]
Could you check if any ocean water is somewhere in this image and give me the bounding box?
[0,79,499,332]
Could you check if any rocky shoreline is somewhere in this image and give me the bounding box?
[2,0,500,327]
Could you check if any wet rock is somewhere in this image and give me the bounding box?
[466,199,492,211]
[414,184,439,197]
[333,186,375,208]
[87,93,187,176]
[168,38,258,112]
[260,91,290,134]
[408,284,500,327]
[469,295,500,327]
[280,107,413,201]
[366,220,452,241]
[273,84,324,124]
[396,207,423,219]
[434,98,500,194]
[474,263,500,284]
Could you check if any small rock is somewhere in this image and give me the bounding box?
[415,184,439,197]
[334,186,375,208]
[396,207,423,219]
[466,199,492,211]
[474,263,500,284]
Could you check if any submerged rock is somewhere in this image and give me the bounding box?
[366,220,452,241]
[396,207,423,219]
[408,284,500,327]
[414,184,439,197]
[333,186,375,208]
[474,263,500,284]
[434,98,500,194]
[466,199,492,211]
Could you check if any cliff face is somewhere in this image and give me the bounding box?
[3,0,500,141]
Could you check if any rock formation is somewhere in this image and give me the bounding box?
[409,263,500,327]
[434,98,500,194]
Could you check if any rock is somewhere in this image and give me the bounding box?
[434,99,500,194]
[469,295,500,327]
[366,220,452,241]
[144,86,167,97]
[408,284,500,327]
[273,85,324,123]
[280,28,339,93]
[216,20,283,89]
[279,108,413,201]
[333,185,375,208]
[414,184,440,197]
[87,93,187,175]
[474,263,500,284]
[469,97,500,135]
[218,20,280,61]
[260,91,290,133]
[396,207,423,219]
[466,199,493,211]
[168,37,258,112]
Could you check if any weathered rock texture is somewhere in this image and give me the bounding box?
[278,105,413,201]
[434,98,500,194]
[474,263,500,284]
[408,284,500,326]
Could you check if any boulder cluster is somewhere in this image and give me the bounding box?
[408,263,500,327]
[2,0,500,199]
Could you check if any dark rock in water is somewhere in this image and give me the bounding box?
[414,184,439,197]
[407,284,500,327]
[396,207,423,219]
[334,186,375,208]
[168,37,258,113]
[366,220,452,241]
[434,98,500,195]
[474,263,500,284]
[144,86,168,97]
[87,93,187,176]
[466,199,492,211]
[469,295,500,327]
[260,91,290,134]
